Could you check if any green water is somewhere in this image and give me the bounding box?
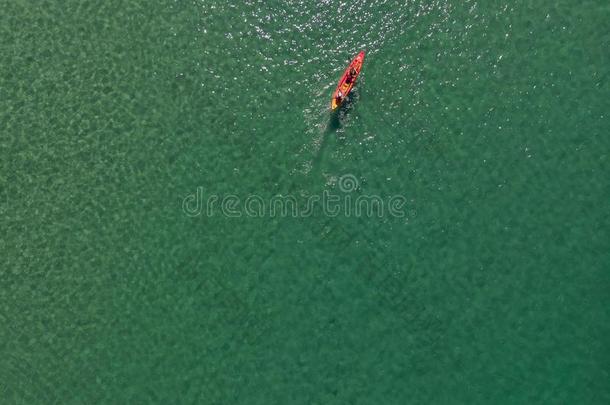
[2,0,609,403]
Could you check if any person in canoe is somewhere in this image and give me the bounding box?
[335,90,344,104]
[345,67,357,84]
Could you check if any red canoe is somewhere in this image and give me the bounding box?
[331,51,365,110]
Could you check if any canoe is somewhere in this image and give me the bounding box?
[331,51,365,110]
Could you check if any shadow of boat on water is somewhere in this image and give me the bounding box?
[311,87,361,175]
[327,85,360,132]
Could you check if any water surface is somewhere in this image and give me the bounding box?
[2,0,609,403]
